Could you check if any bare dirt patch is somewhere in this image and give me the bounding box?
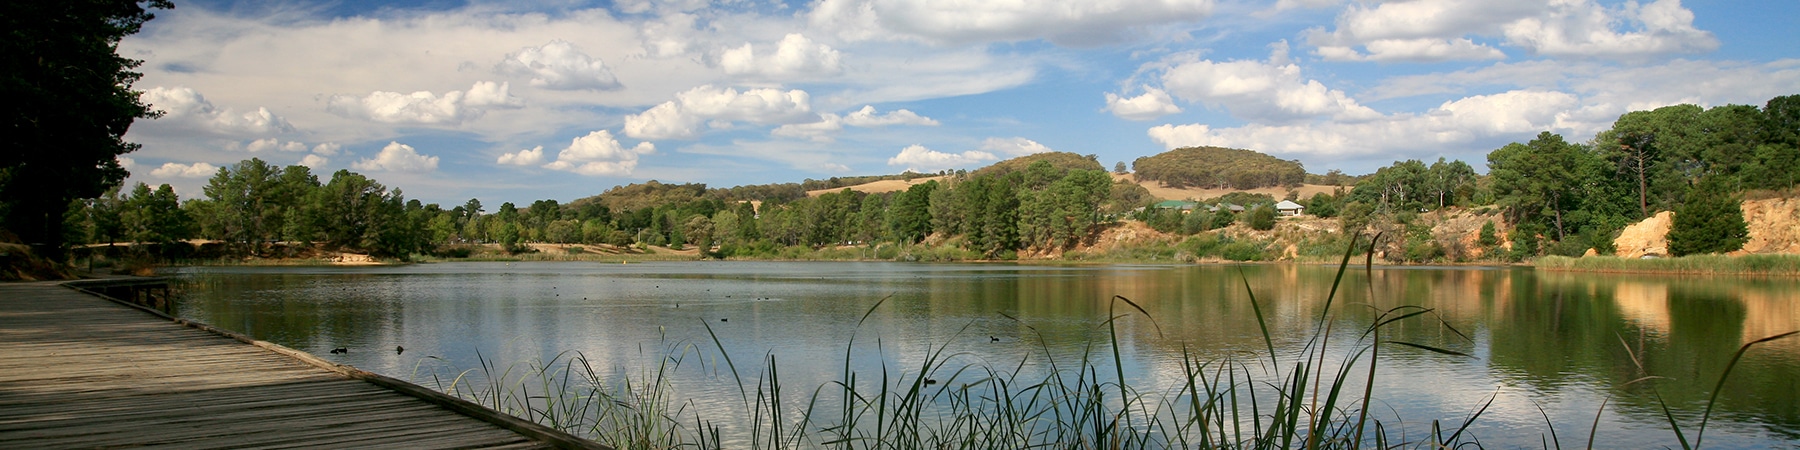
[806,176,949,196]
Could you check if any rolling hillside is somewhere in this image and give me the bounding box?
[1132,146,1307,190]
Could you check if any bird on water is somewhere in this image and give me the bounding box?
[396,345,405,355]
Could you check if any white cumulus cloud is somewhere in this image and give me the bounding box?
[140,87,295,135]
[497,146,546,166]
[311,143,341,155]
[1159,56,1378,123]
[150,162,220,179]
[843,105,938,127]
[298,154,329,169]
[1306,0,1715,61]
[1148,90,1579,157]
[243,138,310,153]
[771,118,844,141]
[979,137,1054,156]
[353,142,440,172]
[886,144,997,171]
[1317,38,1505,62]
[327,81,523,125]
[807,0,1217,46]
[720,34,844,78]
[1503,0,1718,58]
[1105,87,1183,120]
[497,40,622,91]
[542,130,655,176]
[773,105,938,141]
[623,85,814,140]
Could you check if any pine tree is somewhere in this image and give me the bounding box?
[2,0,172,258]
[1668,176,1748,256]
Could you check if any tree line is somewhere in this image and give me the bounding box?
[63,154,1133,260]
[43,93,1800,262]
[1321,94,1797,259]
[4,1,1794,265]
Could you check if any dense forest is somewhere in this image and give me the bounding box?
[51,93,1800,263]
[1132,146,1307,189]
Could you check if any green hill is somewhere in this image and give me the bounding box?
[1132,147,1305,190]
[971,152,1105,178]
[568,180,707,212]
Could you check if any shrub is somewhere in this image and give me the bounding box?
[1583,225,1618,256]
[1402,237,1444,263]
[1147,209,1183,234]
[1297,234,1354,258]
[1177,233,1226,259]
[1306,192,1339,218]
[1181,210,1211,234]
[1221,240,1267,261]
[1247,205,1276,231]
[1339,201,1373,233]
[1209,210,1236,229]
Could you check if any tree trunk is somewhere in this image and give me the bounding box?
[1637,157,1649,219]
[1551,191,1566,241]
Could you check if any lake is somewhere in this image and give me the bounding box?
[169,261,1800,448]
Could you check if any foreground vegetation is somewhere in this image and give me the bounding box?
[411,239,1797,449]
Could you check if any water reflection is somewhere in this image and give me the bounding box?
[170,262,1800,447]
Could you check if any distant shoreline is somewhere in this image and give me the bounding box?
[68,240,1800,277]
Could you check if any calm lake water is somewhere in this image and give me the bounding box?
[169,261,1800,448]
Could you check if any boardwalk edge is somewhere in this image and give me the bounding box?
[61,279,613,450]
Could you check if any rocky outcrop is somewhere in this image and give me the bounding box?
[1738,197,1800,255]
[1611,197,1800,258]
[1615,211,1673,258]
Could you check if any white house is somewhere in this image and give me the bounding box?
[1275,200,1306,216]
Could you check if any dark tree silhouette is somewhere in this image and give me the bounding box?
[2,0,171,258]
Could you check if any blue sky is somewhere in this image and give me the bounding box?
[118,0,1800,207]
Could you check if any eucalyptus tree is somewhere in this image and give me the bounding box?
[1424,158,1476,210]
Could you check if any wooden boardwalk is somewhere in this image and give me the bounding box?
[0,282,604,449]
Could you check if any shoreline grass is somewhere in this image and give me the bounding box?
[1535,254,1800,276]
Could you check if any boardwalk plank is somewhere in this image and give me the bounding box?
[172,415,517,449]
[0,383,386,425]
[0,282,605,450]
